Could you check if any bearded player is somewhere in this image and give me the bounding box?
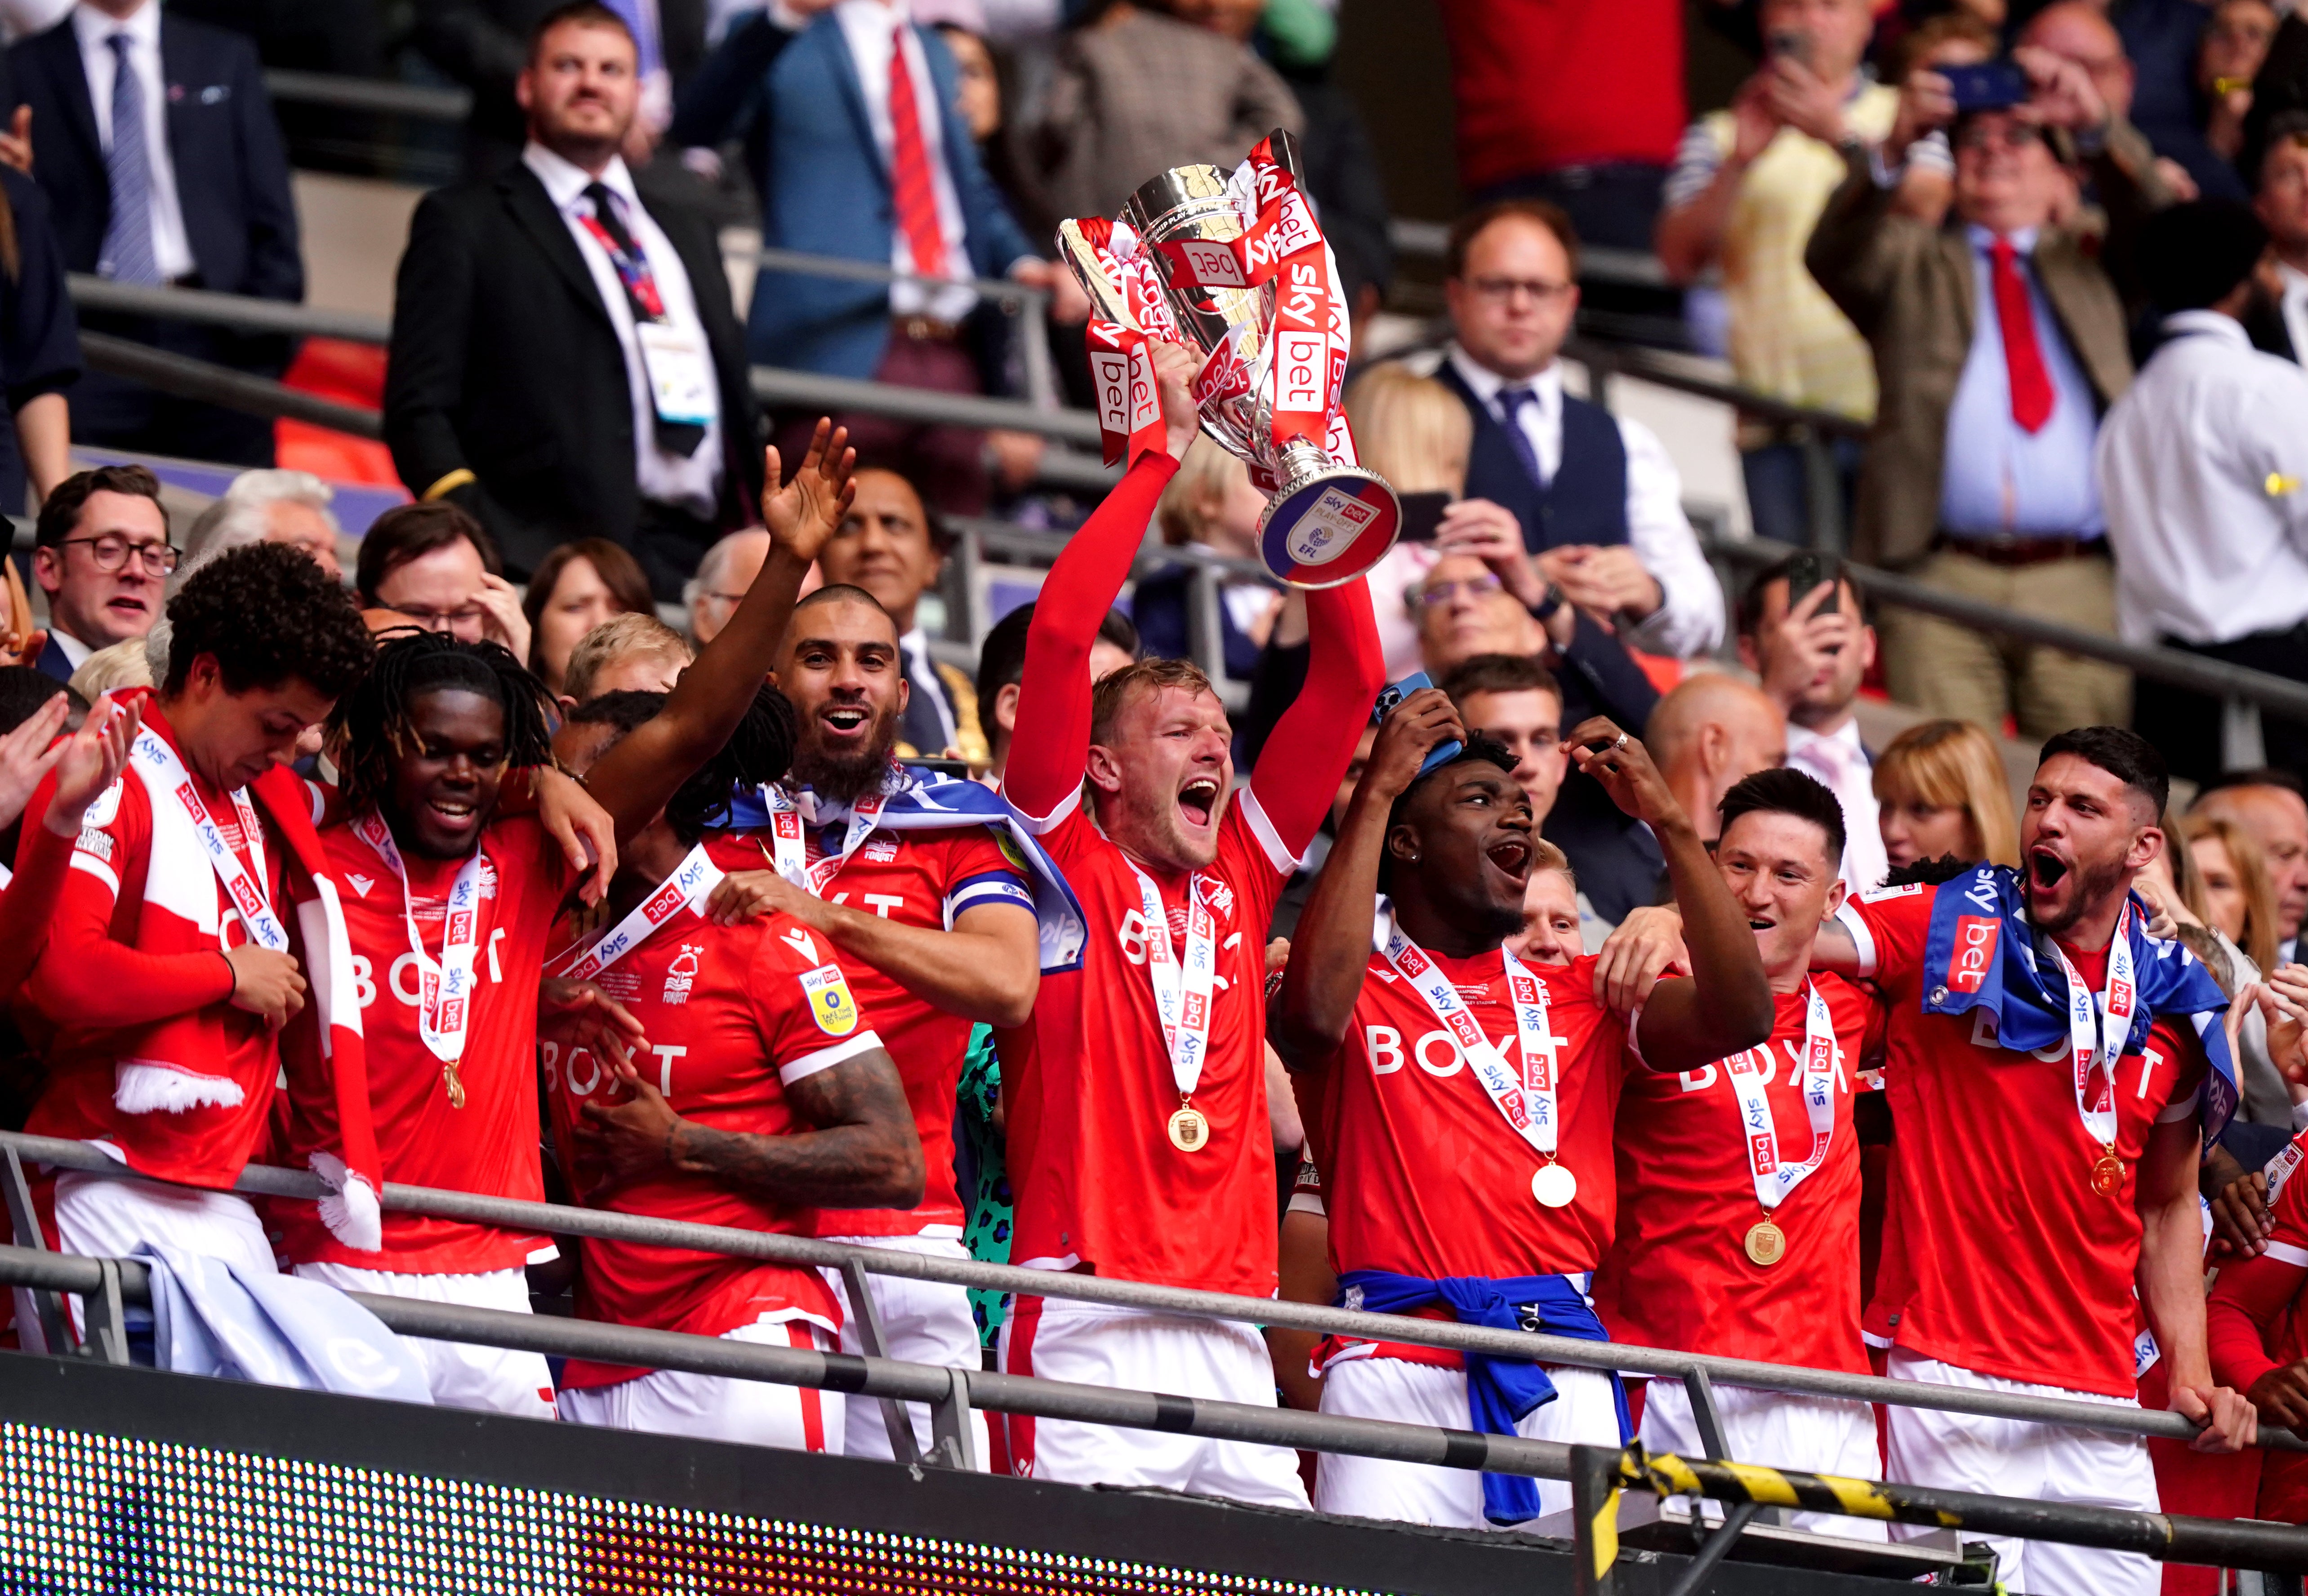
[1594,767,1885,1540]
[544,683,921,1454]
[1272,692,1771,1528]
[1615,727,2257,1590]
[995,339,1384,1504]
[276,424,856,1416]
[695,579,1045,1464]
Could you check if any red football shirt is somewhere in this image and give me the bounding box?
[544,894,873,1388]
[1840,884,2207,1396]
[1311,948,1627,1372]
[278,816,574,1273]
[1597,974,1879,1374]
[25,713,282,1188]
[706,821,1029,1239]
[1003,787,1297,1298]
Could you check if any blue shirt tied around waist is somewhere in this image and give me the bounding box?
[1337,1269,1631,1525]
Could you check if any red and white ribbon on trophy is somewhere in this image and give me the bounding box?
[1073,217,1182,469]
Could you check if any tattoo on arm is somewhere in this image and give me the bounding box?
[673,1051,924,1209]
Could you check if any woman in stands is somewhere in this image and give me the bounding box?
[1871,717,2018,872]
[521,538,655,698]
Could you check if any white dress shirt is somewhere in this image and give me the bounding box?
[2095,310,2308,647]
[898,622,960,750]
[523,142,724,519]
[827,0,979,323]
[73,0,194,282]
[1786,718,1886,897]
[1444,346,1725,660]
[2279,262,2308,366]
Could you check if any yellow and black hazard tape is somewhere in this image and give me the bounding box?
[1619,1444,1959,1529]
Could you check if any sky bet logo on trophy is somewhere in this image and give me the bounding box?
[1057,129,1401,588]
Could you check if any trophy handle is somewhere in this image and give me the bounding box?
[1260,127,1309,191]
[1054,220,1136,329]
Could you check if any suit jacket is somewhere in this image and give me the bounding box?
[8,15,300,303]
[671,12,1034,377]
[1435,361,1631,556]
[1805,138,2154,570]
[382,160,763,578]
[33,632,72,685]
[1131,563,1263,681]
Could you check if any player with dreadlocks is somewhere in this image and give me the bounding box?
[541,680,920,1455]
[278,420,858,1416]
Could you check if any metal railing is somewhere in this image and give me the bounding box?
[263,70,472,123]
[4,1139,2305,1588]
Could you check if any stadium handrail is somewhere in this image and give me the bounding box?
[2,1237,2302,1584]
[1,1129,2294,1457]
[263,69,472,121]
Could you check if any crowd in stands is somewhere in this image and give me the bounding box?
[4,0,2308,1587]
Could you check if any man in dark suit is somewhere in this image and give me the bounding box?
[9,0,302,467]
[384,0,763,597]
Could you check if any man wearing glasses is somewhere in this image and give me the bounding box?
[31,465,176,684]
[1807,47,2164,742]
[352,502,531,663]
[1429,199,1724,666]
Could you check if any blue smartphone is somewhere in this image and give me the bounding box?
[1942,60,2029,113]
[1372,673,1465,777]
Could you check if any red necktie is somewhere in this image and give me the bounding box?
[886,25,947,279]
[1988,238,2054,434]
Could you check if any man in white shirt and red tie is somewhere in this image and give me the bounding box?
[1738,555,1885,895]
[671,0,1084,515]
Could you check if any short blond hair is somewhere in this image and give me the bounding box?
[1345,365,1472,495]
[1873,719,2019,868]
[67,638,155,702]
[563,612,692,704]
[1154,437,1251,548]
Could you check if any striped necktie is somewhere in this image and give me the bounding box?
[99,32,162,286]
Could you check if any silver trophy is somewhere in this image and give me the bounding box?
[1057,131,1400,589]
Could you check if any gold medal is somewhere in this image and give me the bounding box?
[2090,1152,2125,1196]
[1167,1103,1209,1152]
[1530,1161,1577,1208]
[442,1059,467,1110]
[1743,1220,1787,1267]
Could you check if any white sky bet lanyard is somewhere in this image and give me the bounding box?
[352,811,485,1107]
[552,844,725,983]
[1379,922,1574,1207]
[1724,981,1837,1266]
[1127,862,1219,1152]
[133,728,288,953]
[760,786,886,896]
[2045,902,2137,1196]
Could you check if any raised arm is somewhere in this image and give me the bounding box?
[1271,688,1463,1067]
[584,422,854,843]
[1247,574,1385,859]
[1569,719,1773,1071]
[1003,341,1203,822]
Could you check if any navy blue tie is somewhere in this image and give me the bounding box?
[1496,386,1549,490]
[99,33,162,286]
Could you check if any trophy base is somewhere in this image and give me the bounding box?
[1256,468,1402,589]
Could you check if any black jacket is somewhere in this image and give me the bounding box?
[8,15,300,303]
[383,160,763,579]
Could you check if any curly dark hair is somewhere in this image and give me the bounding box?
[664,684,798,843]
[326,631,557,818]
[162,542,372,699]
[1879,854,1977,890]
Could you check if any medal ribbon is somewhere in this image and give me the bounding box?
[1127,862,1218,1100]
[760,785,887,897]
[130,728,287,952]
[551,843,725,982]
[2045,902,2137,1156]
[1723,981,1839,1212]
[1379,922,1560,1162]
[352,811,486,1066]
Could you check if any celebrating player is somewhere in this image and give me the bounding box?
[695,580,1054,1464]
[1594,767,1886,1539]
[1272,693,1771,1528]
[19,544,379,1287]
[1804,728,2251,1591]
[277,425,855,1415]
[546,683,921,1454]
[995,339,1385,1505]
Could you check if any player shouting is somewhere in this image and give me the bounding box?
[1273,693,1771,1527]
[1594,768,1885,1540]
[696,578,1065,1464]
[279,425,857,1415]
[995,340,1385,1506]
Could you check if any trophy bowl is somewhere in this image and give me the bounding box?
[1059,137,1401,590]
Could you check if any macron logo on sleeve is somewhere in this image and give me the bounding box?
[1950,916,2001,994]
